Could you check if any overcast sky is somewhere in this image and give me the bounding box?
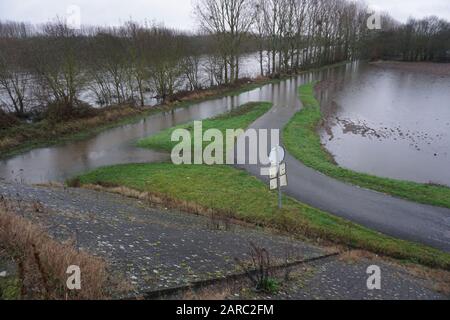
[0,0,449,31]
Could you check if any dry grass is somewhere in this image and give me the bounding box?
[177,89,218,102]
[339,249,379,264]
[0,198,109,300]
[0,136,20,150]
[401,264,450,295]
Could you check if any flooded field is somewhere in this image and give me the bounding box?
[317,62,450,186]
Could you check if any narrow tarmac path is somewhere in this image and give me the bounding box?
[238,103,450,253]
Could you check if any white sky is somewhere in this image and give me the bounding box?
[0,0,449,31]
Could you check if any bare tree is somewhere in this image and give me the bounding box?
[31,20,86,114]
[195,0,255,83]
[0,38,30,116]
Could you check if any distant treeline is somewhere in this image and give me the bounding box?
[0,0,449,119]
[369,15,450,62]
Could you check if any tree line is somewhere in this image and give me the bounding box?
[0,20,218,118]
[0,0,449,120]
[196,0,370,77]
[369,15,450,62]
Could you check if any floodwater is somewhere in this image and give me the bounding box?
[0,63,324,184]
[1,61,449,186]
[317,63,450,186]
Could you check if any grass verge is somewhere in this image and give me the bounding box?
[137,102,272,152]
[283,82,450,209]
[74,163,450,270]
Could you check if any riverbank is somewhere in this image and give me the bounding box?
[283,82,450,209]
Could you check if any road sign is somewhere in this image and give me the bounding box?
[270,179,278,191]
[269,146,285,165]
[279,163,286,176]
[269,166,278,179]
[279,174,288,187]
[268,145,288,209]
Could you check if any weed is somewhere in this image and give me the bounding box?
[236,242,280,294]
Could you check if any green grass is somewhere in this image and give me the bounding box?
[283,82,450,209]
[75,163,450,270]
[137,102,272,152]
[0,276,20,300]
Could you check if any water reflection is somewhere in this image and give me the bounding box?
[318,64,450,186]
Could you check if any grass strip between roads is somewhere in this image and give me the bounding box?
[137,101,272,151]
[73,100,450,270]
[283,82,450,209]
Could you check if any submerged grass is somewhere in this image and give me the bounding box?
[75,163,450,270]
[283,82,450,209]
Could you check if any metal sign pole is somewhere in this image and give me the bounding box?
[276,148,282,209]
[278,174,282,209]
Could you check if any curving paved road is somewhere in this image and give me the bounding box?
[237,103,450,253]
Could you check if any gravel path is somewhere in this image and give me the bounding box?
[1,181,447,300]
[0,181,324,294]
[229,256,448,300]
[274,258,447,300]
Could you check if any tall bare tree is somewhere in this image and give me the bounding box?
[195,0,255,83]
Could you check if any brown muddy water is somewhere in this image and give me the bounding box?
[317,62,450,186]
[1,61,449,186]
